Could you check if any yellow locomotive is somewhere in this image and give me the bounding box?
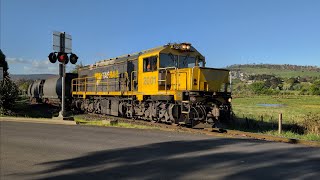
[72,43,231,127]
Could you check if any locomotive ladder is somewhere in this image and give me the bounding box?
[158,67,178,92]
[129,71,138,101]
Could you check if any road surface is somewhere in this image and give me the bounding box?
[1,121,320,180]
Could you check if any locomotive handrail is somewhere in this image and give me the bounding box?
[158,67,178,92]
[72,74,129,95]
[124,72,129,93]
[131,71,137,92]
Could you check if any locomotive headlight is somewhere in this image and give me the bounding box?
[180,43,191,50]
[181,44,187,49]
[228,98,232,103]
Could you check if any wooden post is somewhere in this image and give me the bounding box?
[278,113,282,134]
[246,117,249,129]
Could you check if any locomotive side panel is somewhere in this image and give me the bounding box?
[76,59,138,94]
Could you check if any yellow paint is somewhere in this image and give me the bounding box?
[94,73,102,85]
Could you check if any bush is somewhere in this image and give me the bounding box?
[0,77,19,114]
[249,81,266,94]
[302,113,320,135]
[309,80,320,95]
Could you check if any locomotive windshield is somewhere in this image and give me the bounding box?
[160,53,196,68]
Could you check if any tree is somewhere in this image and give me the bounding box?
[70,62,83,74]
[0,49,19,114]
[309,80,320,95]
[249,81,266,94]
[15,79,33,95]
[0,49,9,77]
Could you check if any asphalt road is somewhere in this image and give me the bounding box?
[1,121,320,180]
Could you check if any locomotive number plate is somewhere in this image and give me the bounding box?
[143,76,156,85]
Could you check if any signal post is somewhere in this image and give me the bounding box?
[49,31,78,120]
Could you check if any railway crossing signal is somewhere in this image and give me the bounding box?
[49,52,76,64]
[49,31,78,64]
[57,52,69,63]
[49,31,78,119]
[70,53,78,64]
[48,52,57,63]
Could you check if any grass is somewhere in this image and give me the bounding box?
[232,95,320,123]
[74,117,158,130]
[1,97,60,118]
[265,130,320,142]
[231,95,320,141]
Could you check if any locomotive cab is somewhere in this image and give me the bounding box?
[138,43,231,97]
[137,43,232,126]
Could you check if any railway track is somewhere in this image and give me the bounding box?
[76,113,320,147]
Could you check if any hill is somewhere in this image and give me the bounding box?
[227,64,320,79]
[10,74,57,81]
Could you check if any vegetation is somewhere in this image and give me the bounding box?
[229,64,320,96]
[231,95,320,141]
[70,62,84,73]
[228,64,320,78]
[265,130,320,141]
[5,97,60,118]
[74,117,158,130]
[0,49,19,115]
[15,79,34,95]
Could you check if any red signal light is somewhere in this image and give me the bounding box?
[57,53,69,64]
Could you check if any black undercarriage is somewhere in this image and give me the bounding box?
[72,91,232,128]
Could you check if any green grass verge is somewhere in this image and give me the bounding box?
[265,131,320,141]
[74,117,158,130]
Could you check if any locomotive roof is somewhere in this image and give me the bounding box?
[81,43,204,69]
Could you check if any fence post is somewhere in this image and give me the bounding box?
[278,113,282,134]
[246,117,249,129]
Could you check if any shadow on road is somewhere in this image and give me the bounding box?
[30,138,320,180]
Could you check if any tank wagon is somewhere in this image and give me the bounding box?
[28,79,45,103]
[27,73,77,105]
[72,43,231,127]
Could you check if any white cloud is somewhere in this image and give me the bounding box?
[7,57,29,64]
[9,57,76,74]
[23,60,59,74]
[24,60,74,74]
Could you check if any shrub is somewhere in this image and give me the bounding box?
[0,77,19,114]
[301,113,320,135]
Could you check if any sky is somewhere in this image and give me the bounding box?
[1,0,320,74]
